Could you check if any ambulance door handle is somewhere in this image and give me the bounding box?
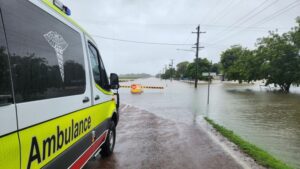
[82,97,90,103]
[95,95,100,101]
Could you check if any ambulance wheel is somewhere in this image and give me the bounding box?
[100,121,116,157]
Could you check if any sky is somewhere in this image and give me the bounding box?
[61,0,300,75]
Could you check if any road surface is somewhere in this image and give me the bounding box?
[84,105,258,169]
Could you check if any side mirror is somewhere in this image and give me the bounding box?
[110,73,119,89]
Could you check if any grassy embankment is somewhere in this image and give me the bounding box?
[204,117,293,169]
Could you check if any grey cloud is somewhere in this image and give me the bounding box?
[61,0,300,75]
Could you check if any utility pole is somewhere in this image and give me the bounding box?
[160,70,163,79]
[207,60,212,105]
[165,65,167,81]
[169,59,174,82]
[192,25,206,88]
[165,65,167,74]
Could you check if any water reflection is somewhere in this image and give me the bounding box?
[0,47,13,104]
[120,78,300,168]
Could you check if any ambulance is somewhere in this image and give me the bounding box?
[0,0,120,168]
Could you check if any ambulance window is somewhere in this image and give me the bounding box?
[99,58,110,90]
[0,11,13,105]
[1,0,86,103]
[88,43,110,91]
[88,43,101,85]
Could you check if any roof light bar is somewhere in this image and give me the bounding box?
[64,7,71,16]
[53,0,64,10]
[53,0,71,16]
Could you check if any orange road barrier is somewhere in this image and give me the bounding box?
[120,85,131,88]
[142,86,164,89]
[120,85,164,89]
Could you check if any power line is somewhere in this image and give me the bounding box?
[182,32,195,45]
[80,19,291,30]
[91,34,227,48]
[211,0,279,39]
[202,24,290,30]
[208,0,275,42]
[209,0,240,25]
[251,0,300,26]
[92,34,193,46]
[200,0,222,24]
[176,49,195,52]
[226,0,274,29]
[81,18,290,32]
[210,0,300,45]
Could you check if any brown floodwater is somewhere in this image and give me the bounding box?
[119,78,300,168]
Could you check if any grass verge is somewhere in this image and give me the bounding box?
[204,117,293,169]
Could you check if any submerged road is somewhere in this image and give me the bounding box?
[84,105,255,169]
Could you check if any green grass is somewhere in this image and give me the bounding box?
[204,117,293,169]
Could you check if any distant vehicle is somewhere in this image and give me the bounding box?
[0,0,120,168]
[131,84,143,94]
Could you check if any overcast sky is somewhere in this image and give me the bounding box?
[61,0,300,75]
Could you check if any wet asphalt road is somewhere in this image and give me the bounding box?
[84,105,243,169]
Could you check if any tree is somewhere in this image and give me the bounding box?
[211,63,221,74]
[238,49,263,82]
[220,45,241,73]
[220,45,254,83]
[185,58,211,80]
[256,30,300,92]
[219,18,300,92]
[0,47,11,96]
[162,68,176,79]
[290,17,300,49]
[175,61,189,79]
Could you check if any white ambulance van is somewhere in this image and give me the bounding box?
[0,0,120,168]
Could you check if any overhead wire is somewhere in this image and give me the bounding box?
[91,34,228,50]
[209,0,300,45]
[250,0,300,26]
[78,19,290,30]
[92,34,193,46]
[201,24,290,30]
[208,0,241,25]
[200,0,223,24]
[88,1,298,49]
[208,0,274,42]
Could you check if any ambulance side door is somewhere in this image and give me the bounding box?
[1,0,93,168]
[86,39,113,105]
[0,5,20,169]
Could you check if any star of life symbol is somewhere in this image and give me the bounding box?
[44,31,68,82]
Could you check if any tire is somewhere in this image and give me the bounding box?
[100,121,116,157]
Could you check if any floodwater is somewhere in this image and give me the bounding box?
[119,78,300,169]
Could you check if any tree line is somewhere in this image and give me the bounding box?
[159,59,221,80]
[160,17,300,93]
[220,17,300,92]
